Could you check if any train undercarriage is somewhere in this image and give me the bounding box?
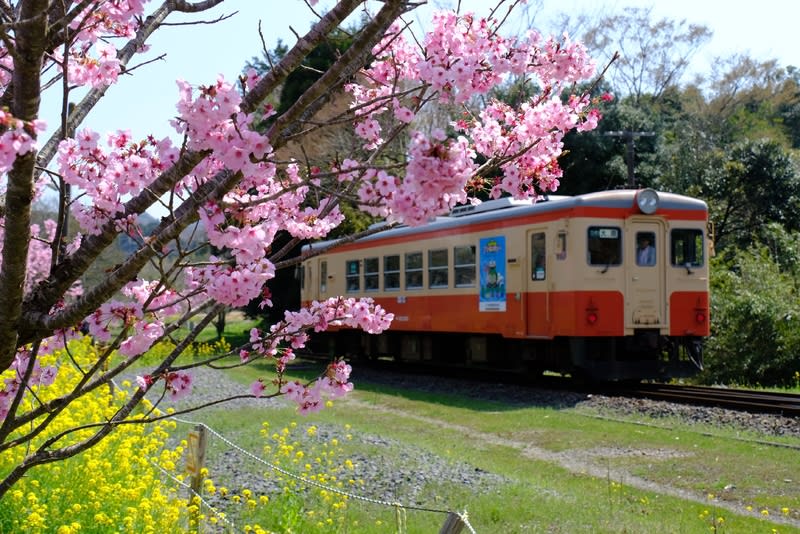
[311,329,704,382]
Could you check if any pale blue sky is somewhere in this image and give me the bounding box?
[47,0,800,142]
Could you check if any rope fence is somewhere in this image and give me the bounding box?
[169,416,476,534]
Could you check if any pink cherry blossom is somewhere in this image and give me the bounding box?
[250,379,266,398]
[165,371,193,401]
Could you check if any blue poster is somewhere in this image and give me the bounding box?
[479,236,506,312]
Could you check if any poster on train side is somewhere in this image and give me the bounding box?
[479,236,506,312]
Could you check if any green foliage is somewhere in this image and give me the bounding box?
[703,234,800,387]
[699,139,800,251]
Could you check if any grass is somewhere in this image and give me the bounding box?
[187,310,261,346]
[182,354,800,534]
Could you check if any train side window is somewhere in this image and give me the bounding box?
[429,248,449,288]
[345,260,360,292]
[531,232,546,280]
[364,257,379,291]
[587,226,622,266]
[671,229,704,267]
[384,254,400,290]
[405,251,423,289]
[320,261,327,293]
[454,245,476,287]
[556,232,567,260]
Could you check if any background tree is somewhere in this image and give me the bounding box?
[580,6,712,105]
[695,139,800,250]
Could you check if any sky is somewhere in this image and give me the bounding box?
[47,0,800,143]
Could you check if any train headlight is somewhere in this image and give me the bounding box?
[636,188,659,214]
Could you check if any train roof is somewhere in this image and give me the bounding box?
[302,189,708,252]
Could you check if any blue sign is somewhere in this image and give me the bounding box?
[479,236,506,312]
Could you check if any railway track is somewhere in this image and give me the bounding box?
[297,353,800,417]
[618,383,800,417]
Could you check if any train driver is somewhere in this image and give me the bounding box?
[637,234,656,266]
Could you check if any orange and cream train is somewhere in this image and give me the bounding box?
[300,189,710,381]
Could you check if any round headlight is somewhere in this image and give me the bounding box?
[636,188,659,214]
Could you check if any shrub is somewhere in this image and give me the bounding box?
[703,244,800,387]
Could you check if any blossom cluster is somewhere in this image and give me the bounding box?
[56,129,178,235]
[280,359,354,415]
[0,109,46,175]
[0,220,82,297]
[49,1,148,89]
[84,277,188,359]
[343,10,601,223]
[247,297,392,412]
[0,352,58,420]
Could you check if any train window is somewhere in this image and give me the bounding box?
[364,257,379,291]
[636,232,657,266]
[405,252,423,289]
[345,260,360,292]
[531,232,546,280]
[556,232,567,260]
[320,261,327,293]
[429,248,449,288]
[454,245,476,287]
[384,255,400,290]
[587,226,622,266]
[671,229,704,267]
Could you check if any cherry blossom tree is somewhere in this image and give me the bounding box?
[0,0,606,496]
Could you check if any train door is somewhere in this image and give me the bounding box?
[625,220,666,330]
[526,229,550,336]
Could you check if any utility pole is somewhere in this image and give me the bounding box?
[605,130,654,188]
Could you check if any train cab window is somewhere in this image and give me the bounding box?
[405,252,423,289]
[364,257,379,291]
[384,254,400,290]
[454,245,476,287]
[636,232,657,266]
[531,232,546,280]
[345,260,360,292]
[671,229,704,267]
[320,261,327,293]
[429,248,449,288]
[587,226,622,266]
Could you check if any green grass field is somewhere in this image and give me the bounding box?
[182,350,800,534]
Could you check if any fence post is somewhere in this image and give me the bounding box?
[439,512,466,534]
[187,425,208,533]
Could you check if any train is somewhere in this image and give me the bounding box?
[299,189,711,381]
